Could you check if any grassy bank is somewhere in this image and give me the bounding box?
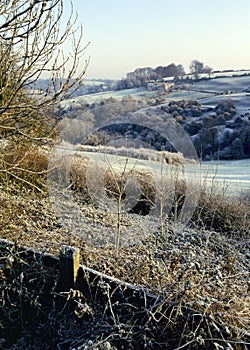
[0,144,249,349]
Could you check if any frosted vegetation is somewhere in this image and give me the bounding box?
[1,2,249,348]
[57,73,250,197]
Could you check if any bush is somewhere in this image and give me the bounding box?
[215,100,236,117]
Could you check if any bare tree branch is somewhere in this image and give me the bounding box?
[0,0,89,142]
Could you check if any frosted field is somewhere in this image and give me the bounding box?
[64,74,250,112]
[187,75,250,113]
[55,145,250,197]
[159,90,211,102]
[190,75,250,93]
[199,93,250,113]
[70,87,156,104]
[199,159,250,195]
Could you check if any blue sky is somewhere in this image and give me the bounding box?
[70,0,250,79]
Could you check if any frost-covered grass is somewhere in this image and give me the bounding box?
[201,92,250,113]
[191,75,250,93]
[160,90,211,102]
[1,142,250,349]
[186,159,250,196]
[57,144,250,196]
[65,87,154,104]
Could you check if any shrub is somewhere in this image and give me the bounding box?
[215,100,236,117]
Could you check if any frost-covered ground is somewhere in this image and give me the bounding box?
[63,73,250,112]
[189,159,250,195]
[54,144,250,196]
[200,92,250,114]
[190,75,250,93]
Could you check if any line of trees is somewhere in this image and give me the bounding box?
[189,60,213,79]
[117,60,212,90]
[117,63,185,90]
[126,63,185,81]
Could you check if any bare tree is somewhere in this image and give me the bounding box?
[0,0,88,142]
[203,65,213,79]
[0,0,88,194]
[189,60,212,80]
[176,64,185,79]
[189,60,204,80]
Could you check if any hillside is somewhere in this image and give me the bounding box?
[1,143,250,348]
[58,74,250,161]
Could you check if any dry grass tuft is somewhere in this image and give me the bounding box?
[0,140,49,195]
[193,189,250,237]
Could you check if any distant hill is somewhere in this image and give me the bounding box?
[57,74,250,161]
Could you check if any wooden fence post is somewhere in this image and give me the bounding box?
[58,245,80,291]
